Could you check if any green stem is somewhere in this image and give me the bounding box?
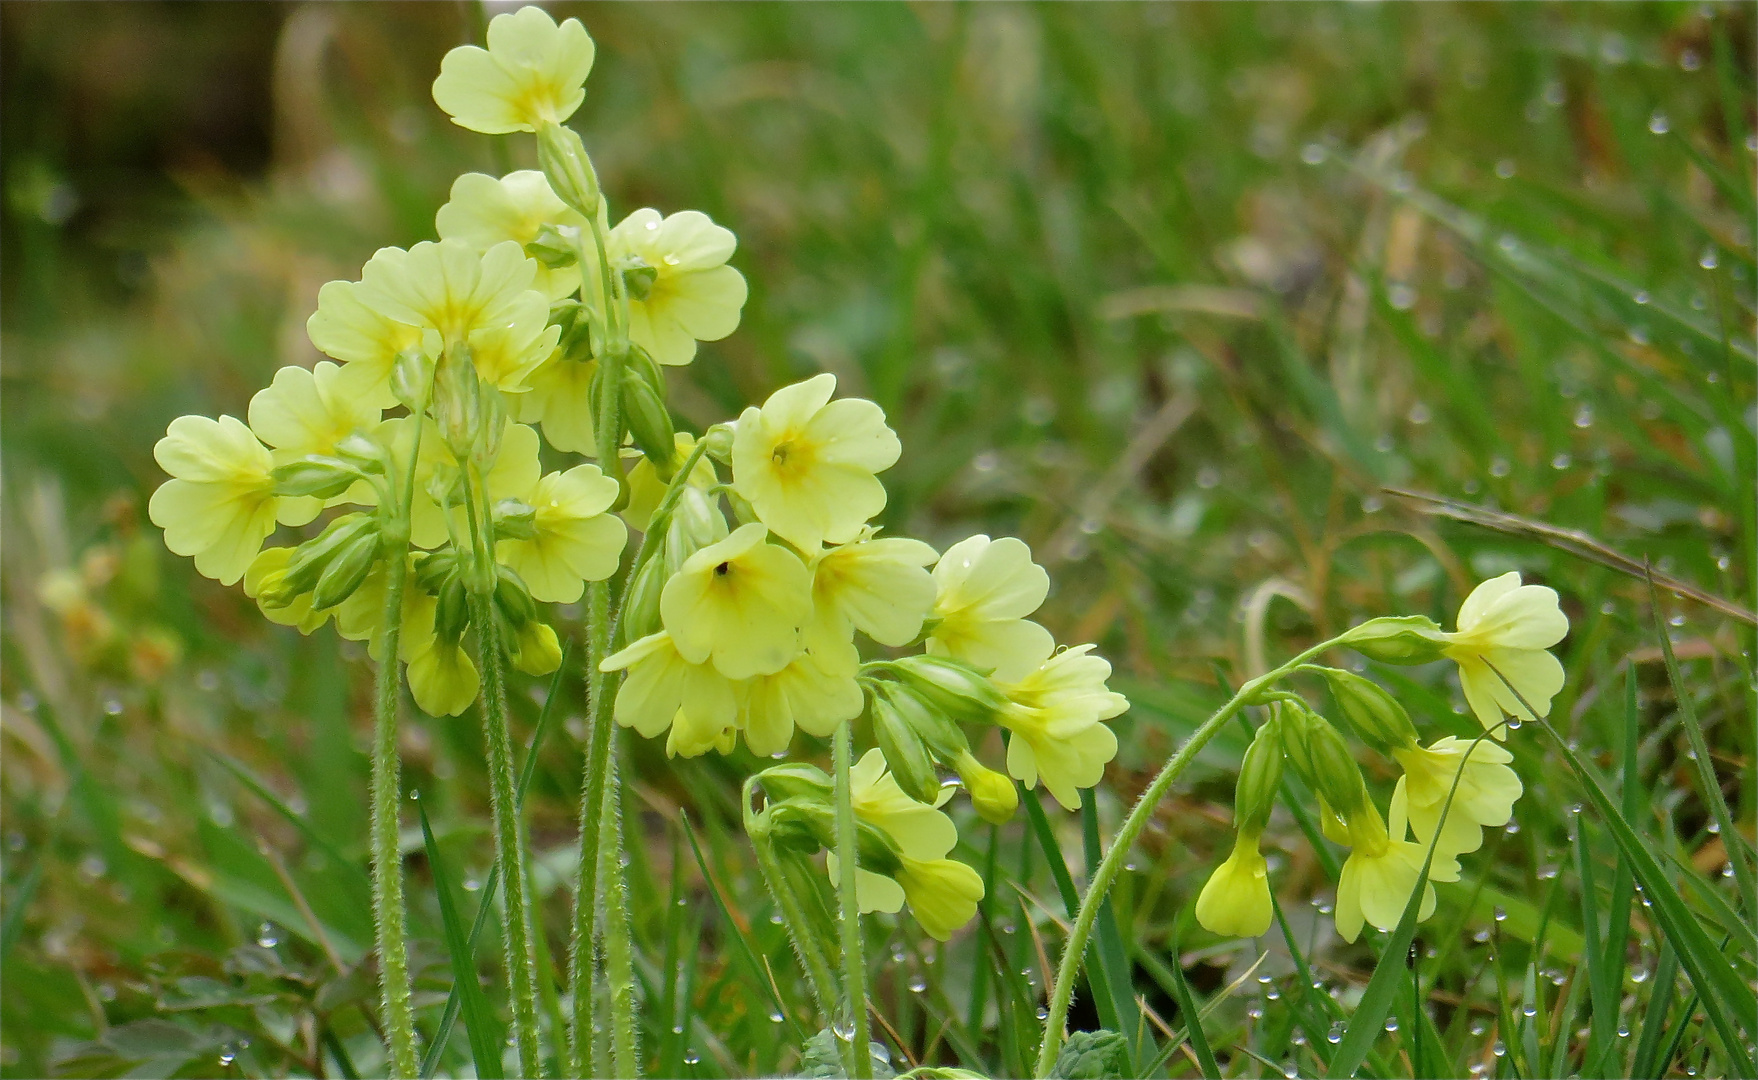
[566,577,612,1078]
[833,724,873,1078]
[745,780,840,1021]
[368,404,429,1078]
[463,469,544,1078]
[598,747,640,1077]
[1032,637,1342,1077]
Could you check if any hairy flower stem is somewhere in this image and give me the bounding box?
[464,470,544,1078]
[566,576,612,1078]
[833,724,873,1079]
[1032,636,1342,1077]
[597,747,640,1077]
[367,392,430,1079]
[749,825,840,1021]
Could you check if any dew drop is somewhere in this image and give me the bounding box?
[683,1050,701,1065]
[1301,143,1328,165]
[908,976,927,993]
[1494,906,1508,922]
[1036,1006,1050,1020]
[1700,247,1719,270]
[1470,1019,1488,1036]
[1494,159,1517,180]
[1407,402,1431,424]
[1648,112,1670,135]
[1680,49,1702,71]
[1523,1003,1538,1017]
[1389,284,1417,310]
[1633,290,1650,305]
[1551,453,1572,470]
[1492,1040,1507,1058]
[671,1024,685,1035]
[1327,1022,1346,1045]
[255,921,280,949]
[1384,1016,1399,1032]
[1489,456,1510,478]
[769,1009,785,1023]
[1573,404,1594,428]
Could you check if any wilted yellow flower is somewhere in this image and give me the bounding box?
[997,645,1126,811]
[431,6,595,135]
[607,208,747,366]
[509,356,596,455]
[810,530,938,647]
[248,362,382,465]
[1333,797,1460,943]
[659,523,813,679]
[739,628,863,758]
[243,548,329,634]
[1442,572,1568,737]
[150,415,317,586]
[1392,736,1522,857]
[599,631,740,756]
[926,535,1054,683]
[495,464,626,604]
[437,170,587,300]
[1194,834,1273,938]
[358,240,554,389]
[731,374,900,551]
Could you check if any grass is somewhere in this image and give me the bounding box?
[2,2,1753,1077]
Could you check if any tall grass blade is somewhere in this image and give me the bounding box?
[416,793,504,1079]
[1163,923,1219,1080]
[1630,941,1681,1080]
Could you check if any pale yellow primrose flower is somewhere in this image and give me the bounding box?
[608,208,748,367]
[150,415,318,586]
[731,374,900,551]
[306,279,427,409]
[398,586,479,717]
[739,627,863,758]
[927,535,1055,683]
[659,522,813,679]
[431,6,594,135]
[357,239,555,390]
[437,170,587,301]
[1391,736,1522,857]
[1194,834,1273,938]
[998,645,1126,811]
[336,555,435,663]
[1333,796,1461,944]
[600,631,740,758]
[510,357,597,456]
[495,464,627,604]
[810,530,939,647]
[622,433,717,531]
[247,362,382,465]
[1442,572,1568,737]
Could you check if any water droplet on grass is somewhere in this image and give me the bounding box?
[1649,113,1670,135]
[256,922,279,948]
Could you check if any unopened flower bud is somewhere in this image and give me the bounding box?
[493,498,538,542]
[956,751,1019,824]
[1337,615,1447,665]
[548,300,597,362]
[391,347,435,411]
[282,514,376,595]
[536,120,600,218]
[310,530,381,610]
[524,222,579,269]
[621,367,677,477]
[1304,713,1369,820]
[1312,666,1419,755]
[702,422,736,464]
[620,257,658,301]
[272,457,362,500]
[509,621,562,677]
[871,684,942,805]
[663,486,729,575]
[754,762,834,806]
[434,344,492,463]
[434,577,471,645]
[333,433,390,475]
[619,553,666,644]
[493,566,539,628]
[1234,714,1285,835]
[890,655,1009,727]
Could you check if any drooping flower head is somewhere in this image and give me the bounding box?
[432,6,595,135]
[608,208,748,367]
[739,627,863,758]
[1441,572,1569,737]
[810,530,939,647]
[599,631,740,758]
[1194,834,1273,939]
[926,535,1054,683]
[1332,795,1460,943]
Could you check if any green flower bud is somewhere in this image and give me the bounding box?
[493,565,539,629]
[434,343,498,464]
[413,548,460,593]
[619,553,666,645]
[1304,713,1369,819]
[871,685,942,805]
[508,621,562,677]
[391,347,435,411]
[621,367,677,477]
[434,576,471,646]
[880,679,972,765]
[524,222,579,269]
[753,762,834,805]
[332,433,389,476]
[536,120,600,218]
[310,530,381,610]
[492,497,538,542]
[1234,713,1285,835]
[956,751,1019,824]
[620,257,658,301]
[548,299,597,362]
[272,457,363,500]
[1312,666,1419,755]
[282,514,376,595]
[663,486,729,576]
[702,422,736,465]
[1337,615,1447,665]
[889,655,1010,727]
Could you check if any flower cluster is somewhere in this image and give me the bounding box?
[1197,573,1564,942]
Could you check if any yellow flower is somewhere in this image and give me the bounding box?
[810,530,938,647]
[1391,736,1522,857]
[509,355,597,455]
[1333,797,1460,943]
[849,748,958,860]
[364,417,543,549]
[599,631,740,757]
[336,557,440,664]
[926,535,1054,683]
[306,279,426,409]
[150,415,317,586]
[508,620,563,677]
[894,856,986,942]
[431,6,595,134]
[496,464,626,604]
[740,627,863,758]
[247,362,382,465]
[436,170,587,300]
[400,590,478,717]
[243,548,329,634]
[622,433,718,532]
[730,374,900,551]
[358,239,555,389]
[1194,834,1273,938]
[659,522,813,679]
[997,645,1126,811]
[1441,572,1569,737]
[607,208,747,366]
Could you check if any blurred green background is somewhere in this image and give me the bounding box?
[2,3,1752,1077]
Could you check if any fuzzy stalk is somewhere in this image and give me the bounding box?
[745,779,841,1022]
[565,576,613,1078]
[833,723,873,1078]
[1032,636,1342,1077]
[597,746,640,1076]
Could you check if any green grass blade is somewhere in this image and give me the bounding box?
[206,747,371,912]
[1084,799,1144,1069]
[1164,922,1220,1080]
[416,793,504,1080]
[1021,791,1126,1048]
[1629,941,1681,1080]
[1576,821,1615,1077]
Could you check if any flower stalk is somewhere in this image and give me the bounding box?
[832,723,873,1079]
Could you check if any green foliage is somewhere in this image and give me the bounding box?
[1048,1030,1130,1080]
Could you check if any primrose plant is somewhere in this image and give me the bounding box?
[147,9,1570,1080]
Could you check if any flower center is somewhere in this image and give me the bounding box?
[714,561,730,577]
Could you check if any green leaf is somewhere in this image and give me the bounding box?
[795,1028,896,1079]
[1047,1029,1130,1080]
[1162,925,1219,1080]
[416,793,504,1080]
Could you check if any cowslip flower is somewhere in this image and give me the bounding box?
[739,628,863,758]
[436,170,587,300]
[510,356,597,456]
[357,239,554,389]
[926,535,1054,682]
[306,279,426,409]
[1333,797,1460,943]
[1194,834,1273,938]
[599,631,740,757]
[1391,736,1522,857]
[248,362,382,465]
[608,208,748,367]
[731,374,900,552]
[810,530,939,647]
[621,433,717,532]
[431,6,594,135]
[364,416,543,549]
[658,522,813,679]
[395,587,478,717]
[1442,572,1568,737]
[997,645,1126,810]
[150,415,317,586]
[495,464,626,604]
